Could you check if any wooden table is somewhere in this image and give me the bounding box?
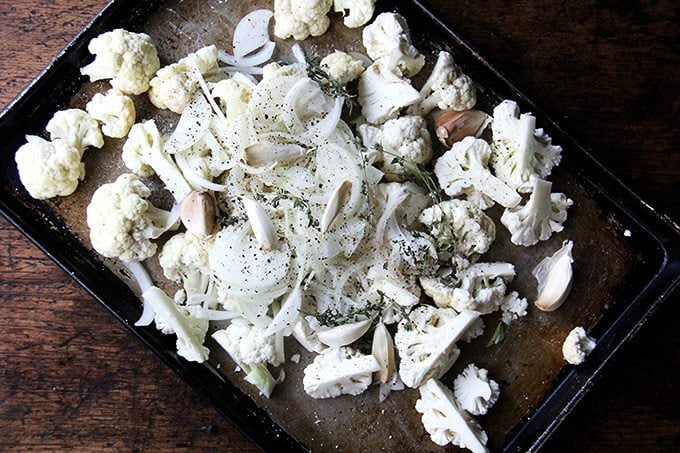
[0,0,677,451]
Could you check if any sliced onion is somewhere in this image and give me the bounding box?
[134,299,156,326]
[186,307,240,321]
[164,93,212,154]
[302,96,342,142]
[217,66,264,75]
[291,43,306,64]
[217,41,275,67]
[264,284,302,336]
[349,51,373,67]
[233,9,273,58]
[123,261,154,293]
[175,151,228,192]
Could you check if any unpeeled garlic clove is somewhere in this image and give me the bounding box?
[180,191,217,238]
[244,143,305,167]
[241,196,279,250]
[434,109,490,147]
[372,322,395,384]
[533,240,574,312]
[316,319,372,348]
[321,180,352,233]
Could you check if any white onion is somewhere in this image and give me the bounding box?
[233,9,273,58]
[175,151,228,192]
[164,93,212,154]
[263,284,302,336]
[217,41,276,67]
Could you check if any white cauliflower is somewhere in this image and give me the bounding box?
[460,317,485,343]
[302,347,380,399]
[122,120,192,202]
[419,200,496,267]
[500,178,573,247]
[434,137,521,208]
[378,116,433,180]
[362,12,425,77]
[562,327,596,365]
[395,306,480,388]
[86,89,136,138]
[333,0,375,28]
[211,78,253,125]
[500,291,528,325]
[86,173,179,262]
[490,100,562,193]
[415,378,489,452]
[274,0,333,41]
[357,57,421,124]
[409,51,476,115]
[148,45,218,114]
[320,50,365,85]
[453,364,500,416]
[158,232,213,296]
[15,136,84,200]
[212,322,282,367]
[46,109,103,153]
[80,29,160,95]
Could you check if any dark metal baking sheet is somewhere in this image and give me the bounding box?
[0,0,678,451]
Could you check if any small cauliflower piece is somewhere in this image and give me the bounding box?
[148,45,218,114]
[500,178,573,247]
[46,109,103,153]
[420,200,496,267]
[562,327,596,365]
[333,0,375,28]
[122,120,192,202]
[453,364,500,416]
[80,29,160,95]
[409,51,476,116]
[86,173,179,262]
[415,378,489,452]
[212,78,253,125]
[434,137,521,209]
[302,346,380,399]
[274,0,334,41]
[362,12,425,77]
[491,100,562,193]
[500,291,528,325]
[320,50,365,85]
[376,115,433,180]
[395,306,480,388]
[212,322,282,368]
[15,136,83,200]
[86,89,136,138]
[159,232,213,296]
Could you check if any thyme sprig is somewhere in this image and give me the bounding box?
[316,300,382,328]
[306,56,354,100]
[271,190,319,229]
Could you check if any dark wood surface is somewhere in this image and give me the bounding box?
[0,0,677,451]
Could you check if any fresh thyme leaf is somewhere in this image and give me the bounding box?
[486,321,505,348]
[270,190,319,229]
[316,300,382,327]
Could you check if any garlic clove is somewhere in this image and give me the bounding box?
[321,180,352,233]
[241,196,279,250]
[533,240,574,312]
[180,190,217,238]
[434,109,490,147]
[372,321,395,384]
[244,143,305,167]
[316,319,372,348]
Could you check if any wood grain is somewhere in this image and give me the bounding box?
[0,0,677,451]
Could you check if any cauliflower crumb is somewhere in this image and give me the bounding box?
[562,327,596,365]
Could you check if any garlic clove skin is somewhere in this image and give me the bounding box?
[180,190,217,238]
[533,240,574,312]
[316,319,372,348]
[372,321,395,384]
[241,196,279,250]
[434,109,490,147]
[321,180,352,233]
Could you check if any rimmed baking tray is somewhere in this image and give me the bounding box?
[1,0,678,451]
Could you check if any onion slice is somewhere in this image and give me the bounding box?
[164,93,212,154]
[233,9,274,58]
[217,41,275,68]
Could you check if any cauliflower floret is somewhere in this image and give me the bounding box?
[409,51,476,115]
[80,29,160,95]
[434,137,521,209]
[362,12,425,77]
[122,120,192,201]
[302,346,380,399]
[395,306,480,388]
[460,317,485,343]
[500,291,528,325]
[211,78,253,125]
[159,232,213,296]
[148,45,218,114]
[562,327,596,365]
[320,50,365,85]
[501,178,573,247]
[86,89,136,138]
[15,136,84,200]
[213,322,282,367]
[453,364,500,416]
[333,0,375,27]
[274,0,333,41]
[415,378,489,452]
[86,173,179,262]
[420,200,496,267]
[357,58,421,124]
[46,109,104,153]
[377,115,433,180]
[490,100,562,193]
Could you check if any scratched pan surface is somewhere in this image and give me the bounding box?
[0,0,678,451]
